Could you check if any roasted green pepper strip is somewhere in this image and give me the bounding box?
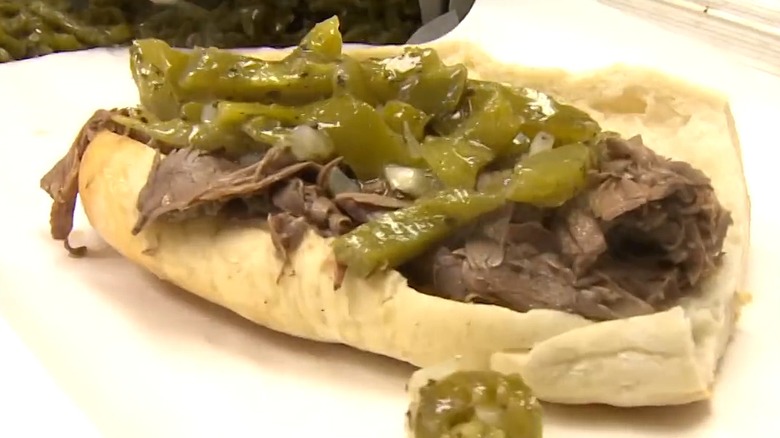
[213,101,303,126]
[413,371,542,438]
[446,82,522,156]
[361,47,451,104]
[242,117,290,146]
[130,39,189,120]
[176,46,336,106]
[180,102,205,123]
[332,189,504,277]
[112,114,256,155]
[304,95,419,179]
[0,27,26,60]
[333,55,379,105]
[398,63,468,116]
[381,100,431,141]
[234,96,421,175]
[510,87,601,146]
[435,81,601,155]
[506,142,593,207]
[173,15,341,104]
[295,16,342,60]
[420,137,495,189]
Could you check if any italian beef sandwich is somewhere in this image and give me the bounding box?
[41,17,749,408]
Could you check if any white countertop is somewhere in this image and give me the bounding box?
[0,319,101,438]
[2,0,780,437]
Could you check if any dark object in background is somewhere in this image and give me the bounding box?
[0,0,470,63]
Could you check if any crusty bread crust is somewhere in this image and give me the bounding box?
[76,42,750,407]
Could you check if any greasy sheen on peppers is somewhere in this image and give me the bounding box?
[412,371,543,438]
[331,189,505,277]
[118,16,607,283]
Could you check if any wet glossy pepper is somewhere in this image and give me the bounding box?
[420,137,495,189]
[506,142,594,207]
[412,371,542,438]
[381,100,431,141]
[332,189,504,277]
[303,95,420,179]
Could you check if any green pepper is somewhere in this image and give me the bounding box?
[412,371,542,438]
[176,46,337,106]
[0,27,26,60]
[27,1,131,46]
[212,101,303,126]
[332,189,504,277]
[398,63,468,116]
[420,137,495,189]
[130,39,189,120]
[295,15,342,60]
[381,100,431,141]
[503,86,601,145]
[506,142,594,207]
[242,116,289,145]
[442,82,522,156]
[333,55,379,105]
[38,32,80,51]
[112,114,257,155]
[180,102,205,123]
[303,94,419,179]
[361,47,461,108]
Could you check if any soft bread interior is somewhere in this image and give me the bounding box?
[76,41,750,406]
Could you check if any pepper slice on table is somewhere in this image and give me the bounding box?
[412,371,543,438]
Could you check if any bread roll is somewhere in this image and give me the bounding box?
[76,42,750,407]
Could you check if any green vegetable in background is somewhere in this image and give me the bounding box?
[412,371,543,438]
[332,189,505,277]
[0,0,423,63]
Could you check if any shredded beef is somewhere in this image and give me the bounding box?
[40,109,134,255]
[41,110,732,321]
[409,135,732,320]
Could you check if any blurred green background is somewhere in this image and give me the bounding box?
[0,0,437,63]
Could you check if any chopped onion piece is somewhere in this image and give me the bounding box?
[528,131,555,156]
[327,167,360,195]
[238,152,264,167]
[383,164,440,198]
[475,405,503,426]
[200,102,218,123]
[512,131,530,147]
[287,125,335,162]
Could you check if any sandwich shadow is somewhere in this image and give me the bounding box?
[69,239,415,399]
[62,231,714,435]
[543,401,711,433]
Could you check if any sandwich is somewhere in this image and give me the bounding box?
[40,16,750,412]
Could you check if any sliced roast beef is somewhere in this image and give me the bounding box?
[40,109,135,255]
[132,145,321,234]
